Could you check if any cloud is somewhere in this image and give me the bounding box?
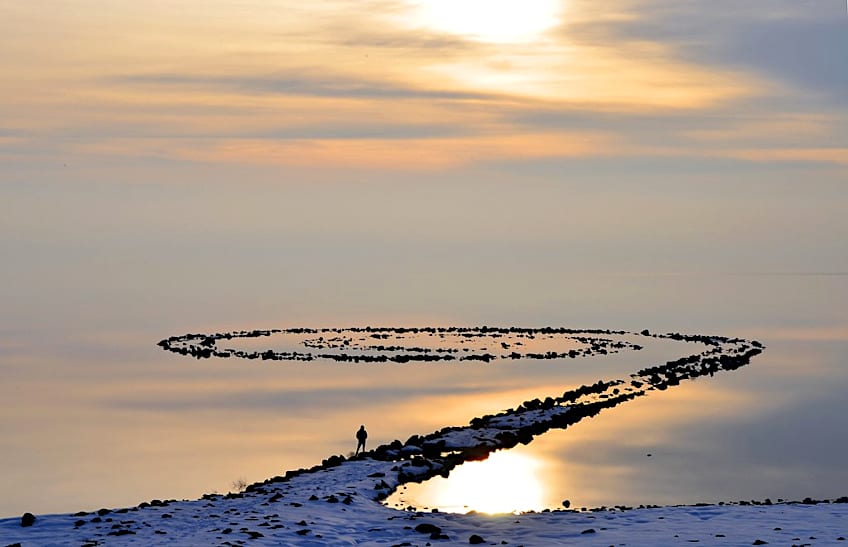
[112,70,496,101]
[563,0,848,107]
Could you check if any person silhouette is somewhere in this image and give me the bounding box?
[355,425,368,455]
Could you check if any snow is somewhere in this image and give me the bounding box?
[3,472,847,546]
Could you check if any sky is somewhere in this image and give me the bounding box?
[2,0,846,176]
[2,1,846,279]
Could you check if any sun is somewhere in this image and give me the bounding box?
[409,0,563,43]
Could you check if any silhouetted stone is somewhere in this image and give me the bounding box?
[107,529,135,536]
[415,523,442,535]
[469,534,486,544]
[20,513,36,527]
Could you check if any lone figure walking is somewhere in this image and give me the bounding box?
[355,425,368,455]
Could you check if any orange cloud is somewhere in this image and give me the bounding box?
[71,132,614,170]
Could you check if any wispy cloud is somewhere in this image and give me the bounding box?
[112,71,497,101]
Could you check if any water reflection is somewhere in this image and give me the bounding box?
[392,450,547,514]
[394,338,848,513]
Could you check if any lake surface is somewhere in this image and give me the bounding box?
[2,271,845,518]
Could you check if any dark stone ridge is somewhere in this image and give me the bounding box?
[0,325,747,544]
[107,529,136,536]
[414,523,442,535]
[469,534,486,544]
[20,513,35,527]
[156,326,645,364]
[207,328,766,513]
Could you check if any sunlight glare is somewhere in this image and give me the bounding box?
[413,450,546,514]
[411,0,562,43]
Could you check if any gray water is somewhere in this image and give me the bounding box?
[2,242,845,516]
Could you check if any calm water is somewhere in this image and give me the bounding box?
[1,266,845,517]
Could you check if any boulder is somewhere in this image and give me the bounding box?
[414,523,441,535]
[20,513,36,527]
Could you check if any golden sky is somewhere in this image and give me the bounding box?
[2,0,845,171]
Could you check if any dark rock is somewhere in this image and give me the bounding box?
[581,528,596,534]
[415,523,442,535]
[74,519,86,527]
[20,513,36,527]
[246,531,264,539]
[97,508,111,516]
[107,529,136,536]
[296,529,311,535]
[752,541,768,545]
[469,534,486,544]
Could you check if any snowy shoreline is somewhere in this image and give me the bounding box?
[7,329,845,545]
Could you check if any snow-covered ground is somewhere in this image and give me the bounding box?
[2,456,847,546]
[6,330,843,546]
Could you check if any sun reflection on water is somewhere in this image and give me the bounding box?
[391,450,547,514]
